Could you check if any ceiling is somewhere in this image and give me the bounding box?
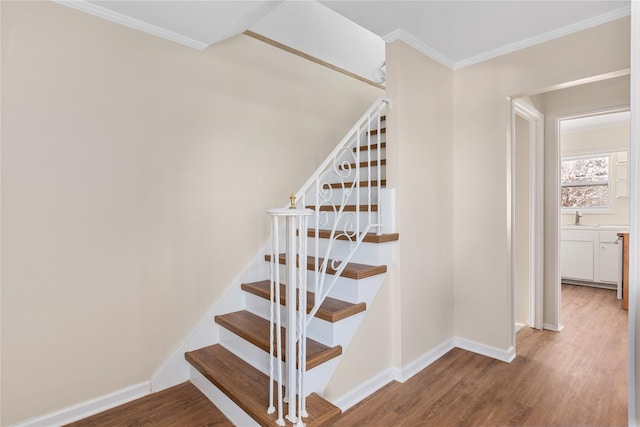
[321,0,630,68]
[66,0,630,69]
[562,110,631,133]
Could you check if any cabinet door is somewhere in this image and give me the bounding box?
[598,242,620,283]
[561,240,594,281]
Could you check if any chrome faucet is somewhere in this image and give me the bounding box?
[575,211,583,225]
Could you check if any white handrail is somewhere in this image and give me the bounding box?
[290,96,391,206]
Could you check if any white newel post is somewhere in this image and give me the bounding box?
[267,197,312,427]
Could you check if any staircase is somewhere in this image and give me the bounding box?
[184,98,397,426]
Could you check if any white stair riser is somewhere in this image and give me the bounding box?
[217,328,339,397]
[244,293,366,348]
[307,312,365,348]
[306,211,382,234]
[190,366,259,427]
[306,186,383,206]
[307,165,386,187]
[316,273,385,305]
[356,129,386,145]
[350,148,387,162]
[307,237,396,265]
[270,264,383,304]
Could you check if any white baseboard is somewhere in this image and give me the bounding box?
[16,334,517,426]
[397,337,456,382]
[543,322,564,332]
[331,337,455,411]
[331,336,514,411]
[331,367,397,412]
[454,336,516,363]
[14,381,150,427]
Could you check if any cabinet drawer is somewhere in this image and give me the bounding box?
[599,231,621,243]
[562,230,594,242]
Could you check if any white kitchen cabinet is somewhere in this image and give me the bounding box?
[598,243,620,283]
[596,231,621,284]
[561,230,595,281]
[561,228,624,288]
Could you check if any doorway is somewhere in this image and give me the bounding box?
[512,99,544,334]
[512,74,631,333]
[557,109,631,299]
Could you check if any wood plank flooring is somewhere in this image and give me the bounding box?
[334,284,628,426]
[68,284,627,426]
[64,382,233,427]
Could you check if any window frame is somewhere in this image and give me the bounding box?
[560,152,613,212]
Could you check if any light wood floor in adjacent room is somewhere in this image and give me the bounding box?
[68,284,628,426]
[334,283,628,426]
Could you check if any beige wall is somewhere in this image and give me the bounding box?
[538,75,630,326]
[386,41,455,367]
[453,17,630,349]
[1,1,635,424]
[514,115,531,327]
[324,38,455,401]
[0,2,382,424]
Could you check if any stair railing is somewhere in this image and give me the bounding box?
[301,96,390,321]
[267,97,391,425]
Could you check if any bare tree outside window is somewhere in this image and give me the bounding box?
[561,156,609,208]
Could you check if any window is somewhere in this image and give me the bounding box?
[561,155,610,209]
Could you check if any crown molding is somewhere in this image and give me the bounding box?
[383,28,456,70]
[53,0,209,51]
[454,5,631,70]
[385,5,631,71]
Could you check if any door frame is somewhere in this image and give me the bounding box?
[511,98,545,332]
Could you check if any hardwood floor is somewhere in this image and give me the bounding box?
[64,382,233,427]
[68,284,627,426]
[334,284,628,426]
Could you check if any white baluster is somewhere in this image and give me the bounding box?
[267,199,311,426]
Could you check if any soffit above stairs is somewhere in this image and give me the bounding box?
[57,0,630,70]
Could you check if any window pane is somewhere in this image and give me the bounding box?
[561,185,609,208]
[561,157,609,184]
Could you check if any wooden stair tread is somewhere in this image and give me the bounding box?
[215,310,342,370]
[353,142,386,152]
[241,280,366,323]
[265,254,387,280]
[338,159,386,170]
[308,229,399,243]
[324,179,386,188]
[185,345,340,426]
[305,204,378,212]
